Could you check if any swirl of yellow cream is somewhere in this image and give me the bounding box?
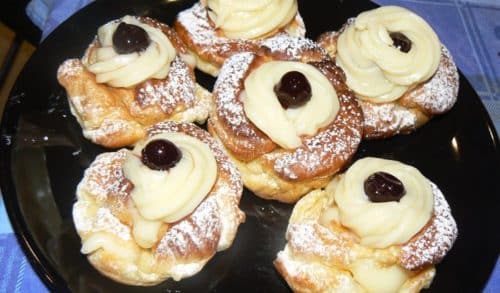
[333,157,433,249]
[243,61,339,149]
[206,0,297,39]
[122,133,217,248]
[336,6,441,103]
[85,15,176,88]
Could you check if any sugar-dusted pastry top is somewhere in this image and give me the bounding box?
[317,8,459,139]
[274,157,457,292]
[209,35,363,182]
[73,121,244,285]
[57,16,212,148]
[174,2,305,72]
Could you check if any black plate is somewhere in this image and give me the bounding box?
[1,0,499,292]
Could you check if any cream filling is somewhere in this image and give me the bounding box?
[350,259,409,292]
[336,6,441,102]
[85,15,176,88]
[206,0,297,39]
[243,61,339,149]
[190,49,220,76]
[81,232,137,260]
[123,133,217,248]
[333,157,433,249]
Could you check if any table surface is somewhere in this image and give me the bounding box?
[1,0,499,292]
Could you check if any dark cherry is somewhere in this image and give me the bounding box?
[364,172,406,202]
[112,22,150,54]
[274,71,312,109]
[390,32,412,53]
[141,139,182,171]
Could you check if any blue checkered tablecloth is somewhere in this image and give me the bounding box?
[0,0,498,291]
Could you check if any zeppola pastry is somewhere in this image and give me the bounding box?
[57,15,212,148]
[275,157,458,292]
[72,121,245,285]
[317,6,459,139]
[174,0,306,76]
[208,35,363,203]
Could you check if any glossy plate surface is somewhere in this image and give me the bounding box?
[1,0,499,292]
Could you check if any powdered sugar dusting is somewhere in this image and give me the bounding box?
[175,84,212,123]
[83,119,131,142]
[176,3,306,64]
[57,22,209,148]
[318,29,459,139]
[275,165,457,290]
[273,92,362,180]
[57,59,84,77]
[81,150,132,200]
[288,223,349,264]
[401,183,458,270]
[176,3,255,57]
[275,247,358,292]
[69,95,105,120]
[147,122,244,257]
[94,207,131,240]
[260,35,326,60]
[214,52,259,138]
[156,196,220,258]
[361,102,418,139]
[214,54,363,180]
[137,56,195,114]
[411,46,459,114]
[75,122,244,282]
[147,121,244,200]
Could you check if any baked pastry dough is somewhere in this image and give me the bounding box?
[72,121,244,285]
[174,0,306,76]
[57,15,212,148]
[208,35,363,203]
[275,157,457,292]
[317,6,459,139]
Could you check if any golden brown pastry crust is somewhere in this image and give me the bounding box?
[317,23,459,139]
[57,16,212,148]
[274,175,457,292]
[208,36,363,202]
[72,121,244,286]
[174,2,306,76]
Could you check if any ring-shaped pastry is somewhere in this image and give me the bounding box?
[317,6,459,139]
[57,16,212,148]
[72,121,244,285]
[274,157,458,292]
[174,1,306,76]
[208,35,363,203]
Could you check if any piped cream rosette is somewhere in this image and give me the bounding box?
[72,121,245,285]
[332,157,434,248]
[336,6,441,102]
[275,156,457,292]
[85,15,176,88]
[206,0,298,39]
[123,133,217,248]
[243,61,339,149]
